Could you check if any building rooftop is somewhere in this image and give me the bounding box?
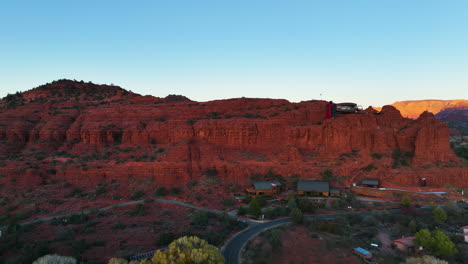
[253,181,281,190]
[394,236,415,247]
[297,180,329,192]
[330,188,340,194]
[353,247,371,255]
[362,178,379,185]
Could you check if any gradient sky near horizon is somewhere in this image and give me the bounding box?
[1,1,467,107]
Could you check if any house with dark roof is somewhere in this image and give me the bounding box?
[362,178,379,188]
[329,188,341,197]
[246,181,282,196]
[296,181,330,196]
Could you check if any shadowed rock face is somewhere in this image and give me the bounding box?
[0,80,465,188]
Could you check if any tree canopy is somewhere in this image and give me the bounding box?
[249,196,261,218]
[33,254,77,264]
[405,255,448,264]
[151,236,224,264]
[414,229,458,257]
[432,207,447,222]
[289,208,303,224]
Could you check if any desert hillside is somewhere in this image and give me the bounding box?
[0,80,466,190]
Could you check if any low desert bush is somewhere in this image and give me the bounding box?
[33,254,76,264]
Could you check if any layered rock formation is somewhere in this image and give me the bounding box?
[0,80,465,188]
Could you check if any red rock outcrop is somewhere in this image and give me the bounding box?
[0,80,465,188]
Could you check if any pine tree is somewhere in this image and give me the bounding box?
[249,196,261,218]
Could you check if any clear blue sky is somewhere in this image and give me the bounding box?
[1,1,467,107]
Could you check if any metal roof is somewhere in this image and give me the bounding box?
[297,181,329,192]
[362,178,379,185]
[330,188,341,194]
[353,247,371,255]
[253,181,281,190]
[393,237,415,247]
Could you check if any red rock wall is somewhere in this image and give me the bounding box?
[0,81,465,189]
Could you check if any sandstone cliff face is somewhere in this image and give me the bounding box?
[0,80,465,188]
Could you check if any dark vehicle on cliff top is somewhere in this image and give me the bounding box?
[336,102,363,113]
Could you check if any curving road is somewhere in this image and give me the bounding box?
[222,202,468,264]
[221,208,412,264]
[2,197,250,229]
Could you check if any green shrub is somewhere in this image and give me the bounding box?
[155,187,167,196]
[401,196,412,207]
[237,206,248,216]
[191,211,209,227]
[321,169,333,181]
[298,199,316,213]
[157,233,175,246]
[95,184,107,196]
[362,164,377,172]
[264,207,290,219]
[266,229,282,249]
[170,187,182,195]
[432,207,447,222]
[188,180,198,186]
[112,222,126,229]
[290,208,303,224]
[452,145,468,160]
[128,204,145,216]
[48,199,63,205]
[392,149,413,168]
[67,214,88,225]
[204,168,218,178]
[223,198,235,207]
[130,190,145,200]
[249,197,262,218]
[33,254,76,264]
[64,188,83,198]
[71,239,89,256]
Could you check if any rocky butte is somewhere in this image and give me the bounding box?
[0,80,467,189]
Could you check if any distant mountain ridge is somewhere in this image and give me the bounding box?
[383,99,468,119]
[375,99,468,136]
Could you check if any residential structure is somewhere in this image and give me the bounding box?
[329,188,341,197]
[246,181,282,196]
[462,225,468,243]
[352,247,372,260]
[297,181,330,196]
[362,178,380,188]
[393,237,416,252]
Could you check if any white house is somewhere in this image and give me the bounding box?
[462,225,468,243]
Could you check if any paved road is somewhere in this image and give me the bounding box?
[2,197,249,229]
[353,185,447,195]
[223,205,458,264]
[222,202,468,264]
[356,197,400,203]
